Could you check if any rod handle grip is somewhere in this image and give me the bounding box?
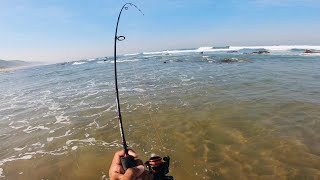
[121,155,137,171]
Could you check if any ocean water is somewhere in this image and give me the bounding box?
[0,46,320,179]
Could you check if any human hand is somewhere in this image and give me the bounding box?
[109,149,153,180]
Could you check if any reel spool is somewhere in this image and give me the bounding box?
[145,156,174,180]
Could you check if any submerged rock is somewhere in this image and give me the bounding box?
[227,51,238,53]
[304,49,319,53]
[220,58,251,63]
[221,58,239,63]
[305,49,313,53]
[251,50,270,54]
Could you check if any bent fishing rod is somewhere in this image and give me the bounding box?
[113,3,143,170]
[113,3,143,168]
[113,3,173,179]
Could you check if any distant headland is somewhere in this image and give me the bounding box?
[0,60,40,72]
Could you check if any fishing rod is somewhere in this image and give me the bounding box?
[113,2,143,170]
[113,3,173,179]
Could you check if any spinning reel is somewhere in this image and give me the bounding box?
[145,156,174,180]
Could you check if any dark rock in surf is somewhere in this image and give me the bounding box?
[220,58,251,63]
[304,49,318,53]
[221,58,238,63]
[251,50,270,54]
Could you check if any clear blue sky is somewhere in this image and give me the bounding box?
[1,0,320,62]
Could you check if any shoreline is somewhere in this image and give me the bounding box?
[0,67,19,72]
[0,65,41,72]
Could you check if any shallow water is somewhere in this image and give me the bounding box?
[0,48,320,179]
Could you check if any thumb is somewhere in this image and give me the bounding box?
[122,165,145,180]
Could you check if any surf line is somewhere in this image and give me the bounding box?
[112,3,173,179]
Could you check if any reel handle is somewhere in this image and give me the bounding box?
[121,155,137,171]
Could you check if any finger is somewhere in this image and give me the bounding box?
[122,165,145,180]
[135,159,143,166]
[140,170,154,180]
[109,171,124,180]
[111,150,125,166]
[111,149,138,166]
[128,149,138,158]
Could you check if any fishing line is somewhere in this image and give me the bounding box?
[127,56,167,153]
[126,54,203,178]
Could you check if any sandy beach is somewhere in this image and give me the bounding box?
[0,65,41,72]
[0,67,18,72]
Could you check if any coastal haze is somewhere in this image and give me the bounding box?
[0,46,320,179]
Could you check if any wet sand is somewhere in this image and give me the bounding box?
[1,100,320,179]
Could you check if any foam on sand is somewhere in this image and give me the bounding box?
[13,146,27,151]
[54,115,70,124]
[133,88,146,92]
[47,130,72,142]
[0,155,33,166]
[23,125,49,133]
[9,121,27,130]
[0,168,3,178]
[66,138,96,146]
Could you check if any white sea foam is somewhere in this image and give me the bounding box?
[133,88,146,92]
[49,126,64,134]
[110,59,140,63]
[97,61,107,64]
[54,115,70,124]
[0,168,3,178]
[13,146,27,151]
[23,125,49,133]
[0,155,33,166]
[87,120,100,128]
[9,125,25,130]
[124,53,140,56]
[31,142,42,146]
[197,46,213,50]
[181,78,191,82]
[71,146,78,150]
[66,138,96,146]
[9,121,27,130]
[72,62,87,65]
[142,45,320,55]
[301,53,320,56]
[47,130,72,142]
